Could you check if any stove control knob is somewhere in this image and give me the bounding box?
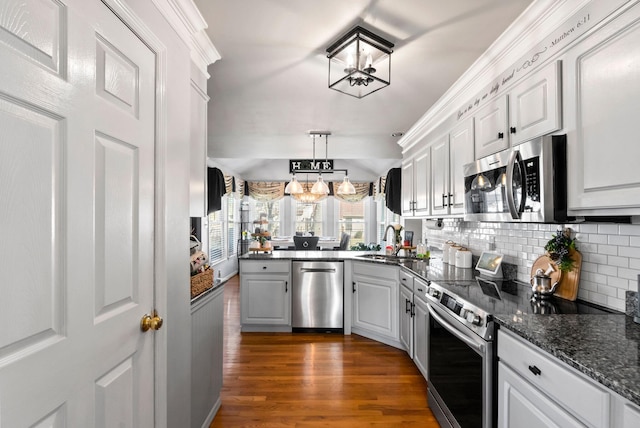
[465,310,482,326]
[428,287,440,299]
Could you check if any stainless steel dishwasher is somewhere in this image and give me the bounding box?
[292,261,344,332]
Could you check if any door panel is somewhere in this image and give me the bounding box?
[0,1,156,426]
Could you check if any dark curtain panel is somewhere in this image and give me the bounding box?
[207,167,227,213]
[384,167,402,215]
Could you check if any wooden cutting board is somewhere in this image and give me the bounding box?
[531,249,582,301]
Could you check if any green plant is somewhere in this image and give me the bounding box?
[544,228,577,272]
[350,242,382,251]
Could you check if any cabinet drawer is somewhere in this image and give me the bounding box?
[498,329,610,427]
[399,269,414,290]
[414,277,429,295]
[353,261,398,280]
[241,260,290,273]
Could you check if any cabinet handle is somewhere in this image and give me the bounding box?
[405,299,411,313]
[352,281,356,293]
[510,126,516,134]
[448,193,453,206]
[262,266,267,270]
[417,288,423,292]
[528,365,541,376]
[411,302,415,317]
[285,281,288,293]
[498,132,504,139]
[442,193,447,207]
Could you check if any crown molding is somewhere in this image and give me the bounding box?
[397,0,590,153]
[152,0,221,75]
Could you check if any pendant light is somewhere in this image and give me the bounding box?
[336,176,356,195]
[284,174,304,194]
[310,134,330,195]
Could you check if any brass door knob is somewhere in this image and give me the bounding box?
[140,311,163,332]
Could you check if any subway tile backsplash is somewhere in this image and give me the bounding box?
[421,219,640,312]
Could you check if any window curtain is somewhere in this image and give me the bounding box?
[334,182,371,203]
[247,181,285,202]
[384,168,402,215]
[207,167,227,213]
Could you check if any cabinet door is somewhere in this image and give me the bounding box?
[431,134,450,215]
[413,296,429,379]
[449,117,474,214]
[241,275,290,325]
[401,160,414,216]
[509,61,561,145]
[474,95,509,158]
[399,285,414,356]
[564,3,640,213]
[498,362,584,428]
[622,402,640,428]
[352,274,399,341]
[414,148,431,215]
[190,79,208,217]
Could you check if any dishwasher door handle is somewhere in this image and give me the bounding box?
[299,268,337,273]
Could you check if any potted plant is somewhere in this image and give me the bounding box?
[544,228,578,272]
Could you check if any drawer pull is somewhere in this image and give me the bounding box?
[262,266,267,270]
[528,365,542,376]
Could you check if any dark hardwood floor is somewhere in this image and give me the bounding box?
[209,275,438,427]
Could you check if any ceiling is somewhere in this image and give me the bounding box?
[196,0,534,183]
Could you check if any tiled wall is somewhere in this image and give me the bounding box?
[421,219,640,312]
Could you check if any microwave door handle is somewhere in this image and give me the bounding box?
[506,150,523,219]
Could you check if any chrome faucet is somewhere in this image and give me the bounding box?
[382,224,401,255]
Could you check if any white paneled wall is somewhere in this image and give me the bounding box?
[422,219,640,311]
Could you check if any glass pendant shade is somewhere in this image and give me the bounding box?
[311,176,330,194]
[284,175,304,194]
[471,173,492,191]
[336,176,356,195]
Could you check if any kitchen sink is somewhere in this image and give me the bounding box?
[357,254,416,263]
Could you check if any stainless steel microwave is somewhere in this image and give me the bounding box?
[463,135,567,223]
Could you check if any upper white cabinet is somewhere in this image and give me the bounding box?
[474,61,562,159]
[402,148,430,217]
[432,117,474,216]
[190,70,209,217]
[474,95,509,158]
[564,2,640,214]
[509,61,562,145]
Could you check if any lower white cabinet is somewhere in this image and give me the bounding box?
[191,285,224,428]
[399,283,414,356]
[413,292,429,380]
[240,260,291,331]
[351,261,400,348]
[498,328,610,428]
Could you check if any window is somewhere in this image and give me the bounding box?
[250,200,281,237]
[295,201,323,236]
[208,208,223,264]
[227,196,237,257]
[337,199,365,247]
[376,198,400,244]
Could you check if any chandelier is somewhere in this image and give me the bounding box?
[284,131,356,200]
[326,26,394,99]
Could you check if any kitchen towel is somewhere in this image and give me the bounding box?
[384,167,402,215]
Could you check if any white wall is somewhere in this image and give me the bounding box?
[422,220,640,311]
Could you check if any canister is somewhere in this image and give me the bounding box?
[454,247,473,269]
[442,240,455,264]
[448,244,461,264]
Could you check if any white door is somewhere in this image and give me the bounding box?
[0,1,157,426]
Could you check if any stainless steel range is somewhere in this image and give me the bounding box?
[420,274,612,428]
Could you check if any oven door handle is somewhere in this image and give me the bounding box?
[428,303,485,354]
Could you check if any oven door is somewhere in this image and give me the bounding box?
[427,302,494,428]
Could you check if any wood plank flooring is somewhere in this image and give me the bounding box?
[210,275,439,427]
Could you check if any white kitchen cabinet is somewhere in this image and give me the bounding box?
[447,117,475,214]
[191,285,224,428]
[240,260,291,331]
[412,291,429,380]
[474,95,509,159]
[402,148,430,216]
[508,61,562,146]
[352,261,400,348]
[498,361,583,428]
[190,67,209,217]
[498,328,610,428]
[431,133,449,216]
[621,401,640,428]
[399,281,414,356]
[564,2,640,214]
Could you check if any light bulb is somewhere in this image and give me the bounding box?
[311,176,329,194]
[337,176,356,195]
[285,175,304,194]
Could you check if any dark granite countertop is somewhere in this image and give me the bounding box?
[495,313,640,407]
